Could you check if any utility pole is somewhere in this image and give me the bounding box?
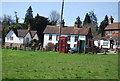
[77,29,80,53]
[59,0,64,36]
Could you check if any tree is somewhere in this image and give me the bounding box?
[88,10,97,24]
[24,6,33,24]
[83,13,91,26]
[83,12,98,36]
[49,10,60,25]
[98,15,109,37]
[1,14,15,27]
[75,16,82,27]
[0,14,15,45]
[30,14,49,44]
[4,24,22,36]
[14,11,19,24]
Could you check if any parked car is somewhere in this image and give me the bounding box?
[68,47,78,54]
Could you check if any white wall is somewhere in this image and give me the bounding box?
[94,39,110,49]
[33,34,39,40]
[24,32,32,44]
[43,34,85,48]
[5,30,24,44]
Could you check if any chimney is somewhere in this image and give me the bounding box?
[110,16,114,24]
[28,24,31,31]
[61,19,65,27]
[74,21,80,28]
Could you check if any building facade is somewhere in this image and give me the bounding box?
[43,20,92,49]
[5,29,39,48]
[94,16,120,49]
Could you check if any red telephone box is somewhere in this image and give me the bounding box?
[58,36,67,53]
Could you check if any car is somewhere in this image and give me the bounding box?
[68,47,78,54]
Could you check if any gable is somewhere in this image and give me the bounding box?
[33,33,39,40]
[6,30,17,38]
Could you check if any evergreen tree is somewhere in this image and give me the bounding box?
[31,14,49,44]
[89,11,97,24]
[24,6,33,24]
[75,16,82,27]
[83,13,91,26]
[98,15,109,37]
[14,11,19,24]
[83,12,98,36]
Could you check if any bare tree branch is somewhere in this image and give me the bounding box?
[49,10,60,25]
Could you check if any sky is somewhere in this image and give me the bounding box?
[1,2,119,26]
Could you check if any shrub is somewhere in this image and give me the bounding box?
[45,42,55,51]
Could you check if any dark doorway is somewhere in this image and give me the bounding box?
[110,40,114,49]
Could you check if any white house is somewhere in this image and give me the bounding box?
[43,20,92,49]
[5,29,39,48]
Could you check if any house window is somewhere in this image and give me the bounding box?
[74,44,77,47]
[74,36,78,42]
[67,44,71,50]
[108,31,112,35]
[26,38,29,42]
[56,35,59,41]
[10,37,13,40]
[67,36,71,42]
[49,34,52,40]
[103,41,108,46]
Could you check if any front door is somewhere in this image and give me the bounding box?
[110,40,114,49]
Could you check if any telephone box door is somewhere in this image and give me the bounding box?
[58,36,67,53]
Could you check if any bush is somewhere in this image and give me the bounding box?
[45,42,55,51]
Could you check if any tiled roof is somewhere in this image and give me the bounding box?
[105,22,120,30]
[94,33,120,40]
[43,25,90,35]
[12,29,37,38]
[17,29,29,37]
[30,31,37,38]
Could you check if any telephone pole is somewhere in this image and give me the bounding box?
[59,0,64,36]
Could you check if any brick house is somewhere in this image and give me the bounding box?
[94,16,120,49]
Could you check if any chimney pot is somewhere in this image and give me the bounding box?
[110,16,114,24]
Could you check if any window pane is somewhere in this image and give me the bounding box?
[49,35,52,40]
[75,36,78,42]
[56,35,59,41]
[67,36,71,41]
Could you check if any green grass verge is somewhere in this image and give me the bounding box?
[2,48,118,79]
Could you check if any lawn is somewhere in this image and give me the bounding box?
[2,48,118,79]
